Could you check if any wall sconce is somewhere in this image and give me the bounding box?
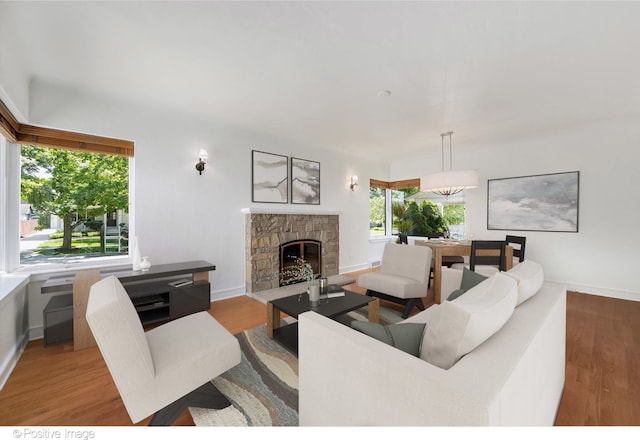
[350,175,359,191]
[195,149,208,175]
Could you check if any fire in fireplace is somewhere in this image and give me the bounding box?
[280,239,321,286]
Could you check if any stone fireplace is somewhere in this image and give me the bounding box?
[243,209,339,293]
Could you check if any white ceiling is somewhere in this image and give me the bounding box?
[3,1,640,160]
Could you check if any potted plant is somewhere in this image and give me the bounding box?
[280,257,320,305]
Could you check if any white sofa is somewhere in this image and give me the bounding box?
[298,261,566,426]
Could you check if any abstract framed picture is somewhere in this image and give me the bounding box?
[251,150,288,203]
[487,171,579,232]
[290,157,320,205]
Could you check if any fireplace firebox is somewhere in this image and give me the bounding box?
[280,239,321,286]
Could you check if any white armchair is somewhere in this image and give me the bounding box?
[358,242,432,318]
[86,276,241,425]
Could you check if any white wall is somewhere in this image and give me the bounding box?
[391,116,640,299]
[0,17,29,121]
[26,81,387,300]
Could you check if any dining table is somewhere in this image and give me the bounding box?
[415,239,513,304]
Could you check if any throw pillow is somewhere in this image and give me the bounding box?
[447,289,466,301]
[447,268,488,301]
[351,321,426,357]
[421,272,518,369]
[503,260,544,306]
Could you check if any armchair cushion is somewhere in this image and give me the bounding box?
[421,272,518,369]
[504,260,544,306]
[351,321,426,357]
[87,276,156,381]
[358,243,431,300]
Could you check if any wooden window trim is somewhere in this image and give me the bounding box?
[370,178,420,190]
[0,98,133,157]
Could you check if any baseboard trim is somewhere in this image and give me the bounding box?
[340,263,370,274]
[549,279,639,302]
[0,332,28,391]
[211,286,245,302]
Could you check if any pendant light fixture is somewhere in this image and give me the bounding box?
[420,131,478,197]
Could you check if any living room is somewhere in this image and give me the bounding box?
[0,0,639,432]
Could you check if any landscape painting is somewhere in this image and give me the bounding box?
[291,157,320,205]
[252,150,288,203]
[487,171,579,232]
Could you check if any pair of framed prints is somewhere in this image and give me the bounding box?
[251,150,320,205]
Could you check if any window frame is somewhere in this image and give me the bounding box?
[0,97,135,274]
[369,178,420,240]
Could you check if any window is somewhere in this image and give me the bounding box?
[369,178,420,238]
[369,178,468,239]
[391,187,419,235]
[0,96,134,272]
[20,145,130,268]
[369,186,386,236]
[443,203,467,239]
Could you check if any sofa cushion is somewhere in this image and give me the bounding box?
[351,321,426,357]
[420,272,518,369]
[504,260,544,306]
[447,268,488,301]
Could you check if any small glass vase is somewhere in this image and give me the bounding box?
[308,283,320,306]
[140,256,151,272]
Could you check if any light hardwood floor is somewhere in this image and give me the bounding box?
[0,269,638,426]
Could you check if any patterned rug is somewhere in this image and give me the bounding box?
[189,306,402,426]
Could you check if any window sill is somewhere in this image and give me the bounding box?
[368,235,394,244]
[17,256,132,283]
[0,273,30,304]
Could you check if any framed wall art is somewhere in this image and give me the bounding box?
[487,171,579,232]
[252,150,289,203]
[290,157,320,205]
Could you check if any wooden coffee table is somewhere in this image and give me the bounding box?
[267,289,379,354]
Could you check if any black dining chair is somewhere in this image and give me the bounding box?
[505,235,526,263]
[469,240,507,273]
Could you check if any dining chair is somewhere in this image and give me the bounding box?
[469,240,507,274]
[451,240,507,277]
[505,235,526,264]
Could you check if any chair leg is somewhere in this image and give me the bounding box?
[401,299,420,319]
[149,381,231,426]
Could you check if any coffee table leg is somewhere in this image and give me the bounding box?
[267,302,281,338]
[368,298,380,324]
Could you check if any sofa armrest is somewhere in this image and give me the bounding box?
[298,311,490,426]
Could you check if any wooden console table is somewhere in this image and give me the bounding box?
[41,260,215,350]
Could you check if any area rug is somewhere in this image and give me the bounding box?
[189,306,401,426]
